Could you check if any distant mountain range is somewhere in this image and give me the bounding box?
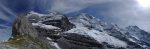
[0,11,150,49]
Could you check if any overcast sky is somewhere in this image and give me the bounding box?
[0,0,150,32]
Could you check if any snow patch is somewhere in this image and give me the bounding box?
[27,11,55,17]
[32,23,60,30]
[128,38,136,42]
[49,41,61,49]
[88,30,127,47]
[27,11,45,17]
[53,43,61,49]
[40,24,60,29]
[46,37,52,41]
[66,27,127,47]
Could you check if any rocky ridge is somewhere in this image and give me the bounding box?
[1,11,150,49]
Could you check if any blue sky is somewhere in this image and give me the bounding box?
[0,0,150,32]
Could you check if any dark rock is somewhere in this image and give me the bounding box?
[41,15,75,31]
[125,26,150,47]
[12,15,38,38]
[28,14,41,23]
[104,25,144,49]
[34,26,62,38]
[28,13,75,40]
[57,33,104,49]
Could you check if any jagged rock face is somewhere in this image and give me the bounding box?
[28,12,75,31]
[11,15,52,49]
[125,26,150,48]
[10,11,150,49]
[26,12,108,49]
[57,33,104,49]
[12,16,38,38]
[41,15,75,31]
[103,25,142,48]
[27,12,75,39]
[126,26,150,42]
[28,14,40,23]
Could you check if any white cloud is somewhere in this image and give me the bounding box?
[99,0,150,32]
[50,0,120,14]
[0,0,150,32]
[0,24,9,28]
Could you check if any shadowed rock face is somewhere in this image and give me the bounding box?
[28,14,75,31]
[12,16,38,38]
[27,13,75,38]
[11,15,51,49]
[41,16,75,31]
[57,33,104,49]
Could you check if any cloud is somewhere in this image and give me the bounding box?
[0,2,16,22]
[50,0,121,14]
[48,0,150,32]
[0,0,150,32]
[0,24,9,28]
[97,0,150,32]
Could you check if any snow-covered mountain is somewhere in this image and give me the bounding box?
[2,11,150,49]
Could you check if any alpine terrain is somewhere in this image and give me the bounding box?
[0,11,150,49]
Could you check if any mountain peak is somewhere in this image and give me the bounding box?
[126,26,141,31]
[127,26,139,29]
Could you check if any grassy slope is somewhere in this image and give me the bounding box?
[1,34,50,49]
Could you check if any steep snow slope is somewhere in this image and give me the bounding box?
[68,13,150,49]
[66,27,127,47]
[66,13,127,48]
[124,26,150,48]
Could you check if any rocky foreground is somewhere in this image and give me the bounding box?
[1,11,150,49]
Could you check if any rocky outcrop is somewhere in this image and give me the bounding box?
[12,15,38,38]
[27,12,75,39]
[9,15,51,49]
[26,12,106,49]
[41,15,75,31]
[125,26,150,48]
[57,33,104,49]
[28,12,75,31]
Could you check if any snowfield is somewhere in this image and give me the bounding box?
[66,26,127,48]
